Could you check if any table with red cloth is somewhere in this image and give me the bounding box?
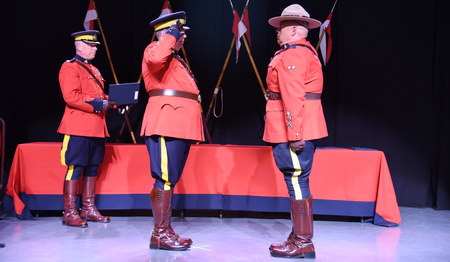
[3,142,401,226]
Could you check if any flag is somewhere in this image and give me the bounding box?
[161,0,171,15]
[241,7,251,47]
[319,12,333,66]
[232,11,247,63]
[83,1,97,31]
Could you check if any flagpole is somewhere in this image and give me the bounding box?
[205,0,238,123]
[241,36,265,96]
[205,36,236,123]
[206,0,266,123]
[316,31,326,51]
[216,37,236,89]
[229,0,235,13]
[166,0,172,10]
[235,0,266,97]
[316,0,338,51]
[235,0,266,98]
[91,0,119,85]
[239,0,266,98]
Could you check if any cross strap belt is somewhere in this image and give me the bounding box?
[266,91,321,100]
[148,89,201,102]
[75,60,104,91]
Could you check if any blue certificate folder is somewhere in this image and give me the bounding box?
[108,82,140,105]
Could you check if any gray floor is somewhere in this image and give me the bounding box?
[0,207,449,262]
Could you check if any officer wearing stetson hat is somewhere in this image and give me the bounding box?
[263,4,328,259]
[141,10,203,251]
[57,29,116,228]
[268,4,322,29]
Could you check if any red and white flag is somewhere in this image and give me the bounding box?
[241,7,251,47]
[161,0,171,15]
[83,1,97,31]
[319,12,333,66]
[232,11,247,63]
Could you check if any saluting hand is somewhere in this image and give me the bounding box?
[170,19,184,32]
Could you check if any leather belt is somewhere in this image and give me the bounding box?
[148,89,201,102]
[266,91,282,100]
[266,91,321,100]
[305,93,322,100]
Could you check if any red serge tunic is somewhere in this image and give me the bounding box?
[263,39,328,143]
[140,33,204,142]
[57,59,109,138]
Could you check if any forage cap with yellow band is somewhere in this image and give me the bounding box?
[150,11,188,32]
[71,30,101,44]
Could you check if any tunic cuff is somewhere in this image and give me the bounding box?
[85,98,103,114]
[165,28,181,41]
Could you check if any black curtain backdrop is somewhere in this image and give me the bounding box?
[0,0,449,210]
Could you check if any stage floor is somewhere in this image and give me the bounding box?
[0,207,449,262]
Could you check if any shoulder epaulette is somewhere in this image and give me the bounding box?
[66,58,76,63]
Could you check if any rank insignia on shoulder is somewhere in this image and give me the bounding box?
[67,58,76,63]
[287,65,296,70]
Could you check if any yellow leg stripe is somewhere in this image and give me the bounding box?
[160,136,171,190]
[61,134,70,166]
[65,165,74,181]
[290,147,303,200]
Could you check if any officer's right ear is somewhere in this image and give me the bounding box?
[75,41,82,52]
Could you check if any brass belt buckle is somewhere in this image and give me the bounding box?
[270,92,278,100]
[273,93,278,99]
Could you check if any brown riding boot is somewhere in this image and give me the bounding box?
[167,225,192,245]
[79,176,110,223]
[269,229,294,251]
[149,187,190,251]
[270,196,315,259]
[167,189,193,245]
[62,180,88,228]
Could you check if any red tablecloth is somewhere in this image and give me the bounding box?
[4,142,401,226]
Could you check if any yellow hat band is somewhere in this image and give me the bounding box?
[74,35,96,41]
[154,19,186,31]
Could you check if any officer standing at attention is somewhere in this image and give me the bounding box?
[264,4,328,258]
[58,30,116,228]
[141,11,204,251]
